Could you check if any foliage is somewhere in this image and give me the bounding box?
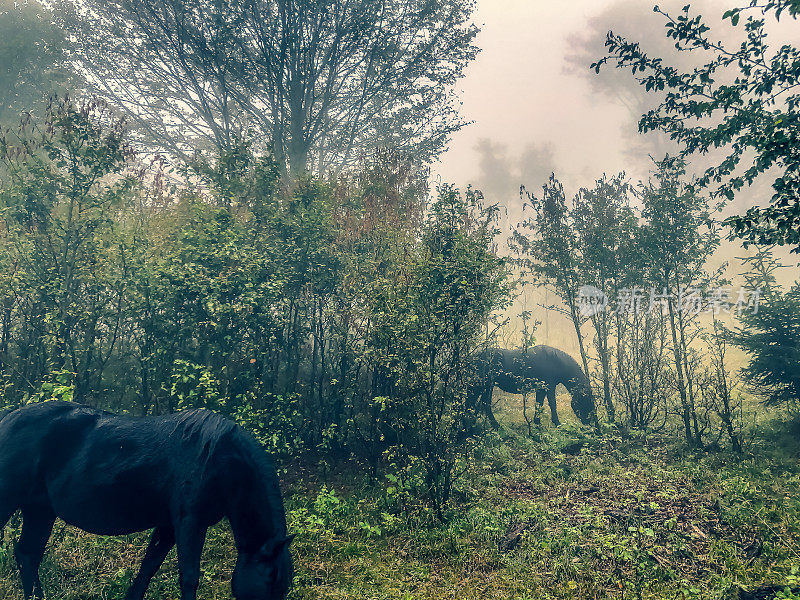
[26,369,75,405]
[0,96,135,407]
[700,321,744,452]
[728,246,800,410]
[0,105,510,513]
[0,1,73,127]
[614,308,671,431]
[592,2,800,252]
[572,173,638,424]
[511,159,742,444]
[637,157,723,446]
[371,185,510,516]
[510,175,594,413]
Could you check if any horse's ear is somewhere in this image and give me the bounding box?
[276,534,295,550]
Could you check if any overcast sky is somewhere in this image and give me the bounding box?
[434,0,738,196]
[436,0,798,194]
[436,0,634,190]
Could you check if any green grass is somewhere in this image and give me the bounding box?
[1,400,799,599]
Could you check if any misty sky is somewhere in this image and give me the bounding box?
[435,0,728,197]
[436,0,636,191]
[435,0,795,204]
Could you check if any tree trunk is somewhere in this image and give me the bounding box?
[595,312,615,423]
[667,297,694,445]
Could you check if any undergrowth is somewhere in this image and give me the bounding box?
[1,413,798,599]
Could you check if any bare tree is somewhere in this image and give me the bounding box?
[59,0,479,175]
[614,306,670,431]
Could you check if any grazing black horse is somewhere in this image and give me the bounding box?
[472,346,596,428]
[0,401,293,600]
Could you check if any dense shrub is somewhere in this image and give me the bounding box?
[0,101,510,510]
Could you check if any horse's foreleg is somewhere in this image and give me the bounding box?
[126,526,175,600]
[481,384,499,429]
[15,506,55,599]
[534,389,546,426]
[521,393,532,436]
[547,387,560,426]
[174,519,207,600]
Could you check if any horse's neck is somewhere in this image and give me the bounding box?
[226,461,285,553]
[561,362,588,394]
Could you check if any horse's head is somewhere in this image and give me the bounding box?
[571,388,596,426]
[232,535,294,600]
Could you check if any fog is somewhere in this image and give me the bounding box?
[433,0,799,350]
[436,0,795,191]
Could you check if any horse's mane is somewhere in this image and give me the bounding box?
[173,409,239,446]
[173,409,284,507]
[173,410,264,464]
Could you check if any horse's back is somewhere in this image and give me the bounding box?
[490,346,581,388]
[521,346,579,382]
[0,402,233,534]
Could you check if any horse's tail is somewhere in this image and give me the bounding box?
[0,408,14,544]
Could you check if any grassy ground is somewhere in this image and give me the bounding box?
[1,395,798,600]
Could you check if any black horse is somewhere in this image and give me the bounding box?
[472,346,596,428]
[0,401,293,600]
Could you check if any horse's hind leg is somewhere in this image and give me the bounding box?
[15,506,55,599]
[126,526,176,600]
